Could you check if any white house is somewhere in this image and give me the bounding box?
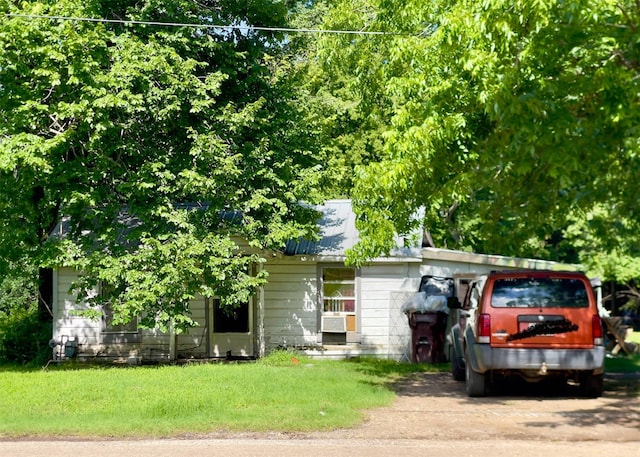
[50,200,573,363]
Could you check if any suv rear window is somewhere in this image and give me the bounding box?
[490,277,589,308]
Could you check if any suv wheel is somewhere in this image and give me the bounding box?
[451,356,465,381]
[579,372,604,398]
[465,348,487,397]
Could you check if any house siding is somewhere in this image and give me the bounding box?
[256,258,420,360]
[50,200,579,363]
[53,267,211,362]
[53,267,99,347]
[359,264,414,346]
[262,260,319,350]
[357,264,417,359]
[174,299,208,359]
[51,247,574,363]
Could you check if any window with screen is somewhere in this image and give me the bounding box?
[322,267,356,313]
[100,282,138,333]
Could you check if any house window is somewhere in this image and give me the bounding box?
[100,282,138,333]
[322,267,356,313]
[213,298,249,333]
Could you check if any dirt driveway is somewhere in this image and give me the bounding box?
[2,372,639,457]
[315,371,640,443]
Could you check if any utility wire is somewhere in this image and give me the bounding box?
[6,13,404,36]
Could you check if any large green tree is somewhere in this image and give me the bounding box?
[315,0,640,281]
[0,0,323,332]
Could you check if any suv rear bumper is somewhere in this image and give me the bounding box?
[469,344,605,374]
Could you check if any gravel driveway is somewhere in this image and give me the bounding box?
[316,371,640,443]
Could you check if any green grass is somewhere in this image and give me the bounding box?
[604,330,640,371]
[628,331,640,345]
[605,331,640,374]
[605,329,640,373]
[605,353,640,373]
[0,353,442,439]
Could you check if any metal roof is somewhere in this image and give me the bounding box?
[283,199,423,258]
[283,200,359,256]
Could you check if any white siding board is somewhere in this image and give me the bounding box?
[261,261,319,349]
[357,263,414,348]
[263,309,316,320]
[54,267,102,346]
[54,268,213,361]
[265,262,317,278]
[420,261,469,277]
[360,294,395,307]
[360,263,410,278]
[261,290,318,303]
[361,308,396,320]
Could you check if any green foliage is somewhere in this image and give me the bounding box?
[0,261,50,366]
[0,306,52,366]
[0,261,39,316]
[72,230,270,332]
[565,204,640,282]
[258,348,311,366]
[287,1,390,199]
[314,0,640,273]
[0,0,323,330]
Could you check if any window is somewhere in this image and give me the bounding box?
[322,267,356,313]
[491,277,589,308]
[100,282,138,333]
[419,276,454,297]
[213,298,249,333]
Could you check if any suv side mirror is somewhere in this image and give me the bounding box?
[447,296,462,309]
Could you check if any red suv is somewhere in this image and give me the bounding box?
[449,270,605,397]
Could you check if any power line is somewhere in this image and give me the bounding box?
[5,13,403,36]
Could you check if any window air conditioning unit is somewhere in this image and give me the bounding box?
[321,315,347,333]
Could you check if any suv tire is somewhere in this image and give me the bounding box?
[465,347,487,397]
[579,372,604,398]
[451,356,465,381]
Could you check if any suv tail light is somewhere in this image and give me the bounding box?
[592,314,604,346]
[477,313,491,344]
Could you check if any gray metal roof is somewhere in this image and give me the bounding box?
[283,200,359,256]
[283,199,423,258]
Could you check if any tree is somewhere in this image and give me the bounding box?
[0,0,323,332]
[314,0,640,274]
[565,204,640,314]
[283,0,389,200]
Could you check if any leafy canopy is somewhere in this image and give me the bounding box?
[315,0,640,280]
[0,0,323,332]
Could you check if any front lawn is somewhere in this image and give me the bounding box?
[0,350,635,439]
[0,353,441,438]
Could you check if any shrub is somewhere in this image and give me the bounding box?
[0,306,52,366]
